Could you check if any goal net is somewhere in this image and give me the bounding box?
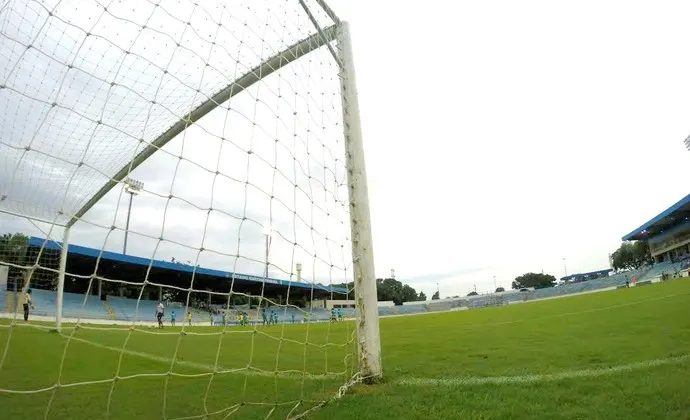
[0,0,379,418]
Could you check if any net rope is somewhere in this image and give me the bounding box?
[0,0,359,418]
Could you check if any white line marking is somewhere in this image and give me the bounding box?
[64,334,344,381]
[397,354,690,387]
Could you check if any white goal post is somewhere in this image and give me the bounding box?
[337,21,382,380]
[0,0,381,416]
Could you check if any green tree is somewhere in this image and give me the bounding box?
[611,241,651,271]
[467,291,478,296]
[331,281,355,300]
[512,272,556,289]
[0,233,29,289]
[374,277,421,305]
[418,291,427,301]
[495,287,505,293]
[0,233,29,263]
[401,284,418,304]
[431,291,440,300]
[333,277,423,305]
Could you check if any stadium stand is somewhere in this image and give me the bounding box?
[1,258,685,323]
[2,236,349,324]
[106,297,208,323]
[27,289,110,319]
[6,221,690,323]
[623,192,690,263]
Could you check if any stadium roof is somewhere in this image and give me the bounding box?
[622,193,690,241]
[28,237,347,294]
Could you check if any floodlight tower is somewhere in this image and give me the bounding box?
[263,225,273,279]
[562,257,568,277]
[123,177,144,255]
[296,262,303,282]
[684,134,690,151]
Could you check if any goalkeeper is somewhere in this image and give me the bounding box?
[23,288,34,322]
[155,302,165,328]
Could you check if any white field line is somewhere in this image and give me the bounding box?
[63,334,343,381]
[64,292,688,387]
[397,354,690,387]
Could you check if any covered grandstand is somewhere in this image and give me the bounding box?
[1,236,348,324]
[623,193,690,263]
[7,198,690,324]
[560,269,612,283]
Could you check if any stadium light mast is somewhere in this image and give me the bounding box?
[562,257,568,277]
[296,262,302,282]
[123,177,144,255]
[684,134,690,151]
[263,225,273,279]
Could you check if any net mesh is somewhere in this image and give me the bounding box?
[0,0,359,418]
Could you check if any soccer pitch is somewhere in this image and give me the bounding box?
[2,280,689,420]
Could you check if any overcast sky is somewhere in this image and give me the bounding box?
[2,0,690,299]
[328,0,690,296]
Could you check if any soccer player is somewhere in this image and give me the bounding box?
[186,311,192,326]
[337,307,343,322]
[261,307,267,326]
[23,288,34,322]
[330,308,337,323]
[170,311,176,326]
[155,301,165,328]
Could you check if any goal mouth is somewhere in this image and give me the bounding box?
[0,0,379,419]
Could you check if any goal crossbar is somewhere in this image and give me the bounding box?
[67,23,340,228]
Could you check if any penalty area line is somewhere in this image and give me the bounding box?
[62,334,343,381]
[396,354,690,387]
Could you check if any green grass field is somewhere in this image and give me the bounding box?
[1,279,689,419]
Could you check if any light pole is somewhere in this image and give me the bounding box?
[123,177,143,256]
[684,134,690,151]
[262,226,273,279]
[493,276,497,290]
[115,177,142,300]
[562,257,568,277]
[296,262,302,282]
